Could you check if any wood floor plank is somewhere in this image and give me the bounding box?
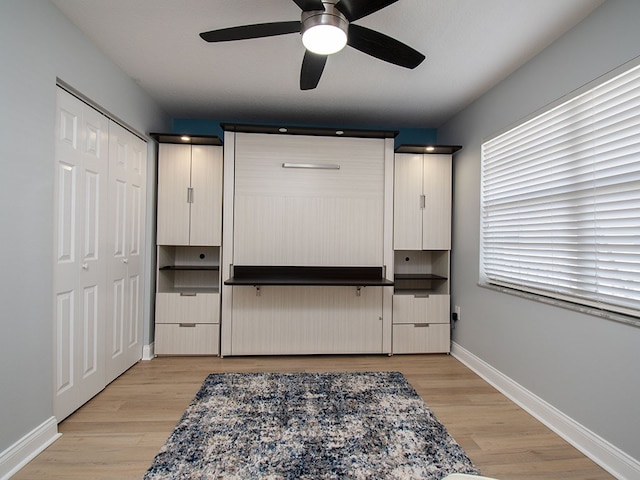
[13,354,614,479]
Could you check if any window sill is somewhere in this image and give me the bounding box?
[478,282,640,329]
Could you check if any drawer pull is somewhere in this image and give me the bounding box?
[179,323,197,328]
[414,294,430,298]
[414,323,430,328]
[180,292,197,297]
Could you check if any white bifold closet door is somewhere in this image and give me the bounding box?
[53,88,146,420]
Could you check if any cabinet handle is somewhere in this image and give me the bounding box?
[187,187,194,203]
[179,323,196,328]
[414,293,430,298]
[420,194,426,209]
[82,263,89,270]
[414,323,430,328]
[180,292,197,296]
[282,162,340,170]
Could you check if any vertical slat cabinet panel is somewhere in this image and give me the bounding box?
[393,154,423,250]
[233,133,385,266]
[422,154,452,250]
[231,286,383,355]
[156,144,191,245]
[190,146,223,246]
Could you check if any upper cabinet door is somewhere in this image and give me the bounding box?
[393,153,424,250]
[190,146,223,246]
[422,154,452,250]
[393,153,452,250]
[157,144,191,245]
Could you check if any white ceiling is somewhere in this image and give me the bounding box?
[52,0,605,128]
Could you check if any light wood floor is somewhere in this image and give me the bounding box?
[15,354,613,479]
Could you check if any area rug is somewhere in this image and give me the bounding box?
[143,371,480,479]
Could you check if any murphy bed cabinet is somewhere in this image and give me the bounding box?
[392,145,460,354]
[152,134,223,355]
[220,125,396,356]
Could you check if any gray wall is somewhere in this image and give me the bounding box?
[0,0,169,454]
[438,0,640,464]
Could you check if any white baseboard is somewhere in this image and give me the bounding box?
[451,342,640,480]
[0,417,61,480]
[142,342,155,361]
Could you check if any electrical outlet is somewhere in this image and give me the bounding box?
[454,305,461,321]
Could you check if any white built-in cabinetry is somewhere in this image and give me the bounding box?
[221,125,396,356]
[156,141,222,246]
[152,134,223,355]
[392,146,459,354]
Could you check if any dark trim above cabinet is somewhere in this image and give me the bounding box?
[150,133,223,145]
[222,123,398,139]
[395,144,462,154]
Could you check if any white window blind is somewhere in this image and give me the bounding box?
[481,62,640,318]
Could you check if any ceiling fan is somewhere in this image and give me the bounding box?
[199,0,425,90]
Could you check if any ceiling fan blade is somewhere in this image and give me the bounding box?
[335,0,398,21]
[347,24,425,69]
[200,21,301,43]
[300,51,328,90]
[292,0,325,11]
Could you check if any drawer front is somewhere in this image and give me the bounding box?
[392,323,450,354]
[155,323,219,355]
[392,294,449,324]
[155,292,219,324]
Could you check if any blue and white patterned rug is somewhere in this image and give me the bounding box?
[144,371,480,479]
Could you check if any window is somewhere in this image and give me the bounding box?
[480,60,640,321]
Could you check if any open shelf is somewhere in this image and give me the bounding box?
[157,245,220,294]
[393,250,449,295]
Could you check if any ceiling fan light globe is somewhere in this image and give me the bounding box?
[302,24,347,55]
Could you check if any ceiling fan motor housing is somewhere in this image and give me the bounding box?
[301,2,349,55]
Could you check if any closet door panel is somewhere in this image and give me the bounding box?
[106,123,146,384]
[54,90,109,420]
[156,144,191,245]
[190,145,223,246]
[393,153,423,250]
[233,133,385,265]
[422,154,452,250]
